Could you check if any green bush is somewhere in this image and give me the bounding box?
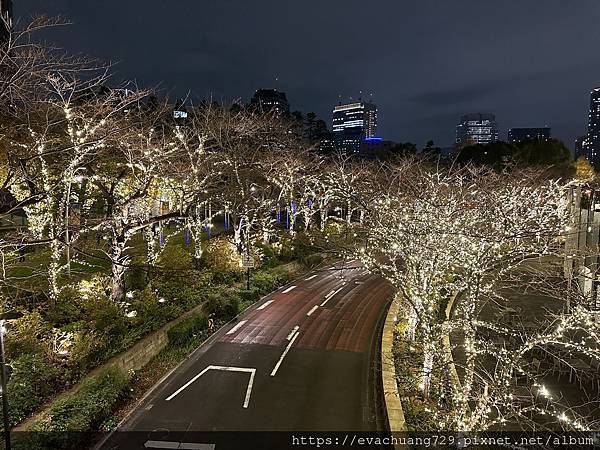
[127,288,173,335]
[125,258,148,291]
[238,287,261,304]
[5,312,50,358]
[255,243,279,267]
[251,268,289,295]
[26,366,129,449]
[157,244,193,271]
[211,269,242,285]
[223,291,240,318]
[3,354,60,428]
[167,314,209,347]
[47,287,85,327]
[300,253,323,269]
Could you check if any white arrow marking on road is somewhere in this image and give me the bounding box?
[286,325,299,340]
[305,274,318,281]
[145,442,216,449]
[282,285,297,293]
[320,287,343,307]
[257,300,274,310]
[306,305,319,316]
[271,330,300,376]
[226,320,247,335]
[166,365,256,408]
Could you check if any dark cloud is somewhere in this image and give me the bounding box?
[17,0,600,148]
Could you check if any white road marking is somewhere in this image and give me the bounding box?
[305,274,318,281]
[286,325,300,341]
[271,331,300,376]
[286,325,300,340]
[144,442,215,450]
[306,305,319,316]
[226,320,247,335]
[257,300,274,310]
[282,285,297,293]
[180,444,216,450]
[166,365,256,408]
[321,287,343,306]
[144,442,179,449]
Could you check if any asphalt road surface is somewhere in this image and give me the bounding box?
[100,261,394,450]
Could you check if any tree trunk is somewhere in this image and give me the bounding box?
[110,234,127,301]
[422,340,434,399]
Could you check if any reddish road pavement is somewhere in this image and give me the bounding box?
[100,261,394,450]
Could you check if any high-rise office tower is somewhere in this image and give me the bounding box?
[332,101,378,153]
[0,0,12,45]
[250,89,290,115]
[575,136,589,160]
[587,88,600,168]
[456,113,499,146]
[507,127,551,143]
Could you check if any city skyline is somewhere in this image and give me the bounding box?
[17,0,600,149]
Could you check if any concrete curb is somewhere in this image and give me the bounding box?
[381,298,407,445]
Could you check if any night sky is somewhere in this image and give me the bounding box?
[17,0,600,149]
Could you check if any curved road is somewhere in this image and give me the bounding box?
[101,261,394,450]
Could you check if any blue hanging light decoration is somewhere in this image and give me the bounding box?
[285,205,290,229]
[184,226,191,247]
[277,204,281,224]
[160,230,166,248]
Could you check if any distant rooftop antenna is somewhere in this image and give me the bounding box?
[358,90,363,101]
[338,94,342,105]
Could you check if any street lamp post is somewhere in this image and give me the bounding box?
[0,310,23,450]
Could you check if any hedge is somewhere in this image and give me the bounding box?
[167,314,209,346]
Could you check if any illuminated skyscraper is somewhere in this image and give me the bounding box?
[587,88,600,168]
[250,89,290,115]
[456,113,498,146]
[332,101,378,153]
[508,127,551,143]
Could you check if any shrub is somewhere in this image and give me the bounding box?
[167,314,208,347]
[3,353,60,428]
[255,243,279,267]
[238,287,261,304]
[125,257,148,291]
[127,288,172,335]
[47,286,84,327]
[251,268,289,295]
[64,329,101,382]
[5,311,50,358]
[157,244,193,271]
[211,269,242,285]
[202,237,242,272]
[38,366,128,429]
[222,291,240,319]
[82,292,127,339]
[27,366,129,449]
[300,253,323,269]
